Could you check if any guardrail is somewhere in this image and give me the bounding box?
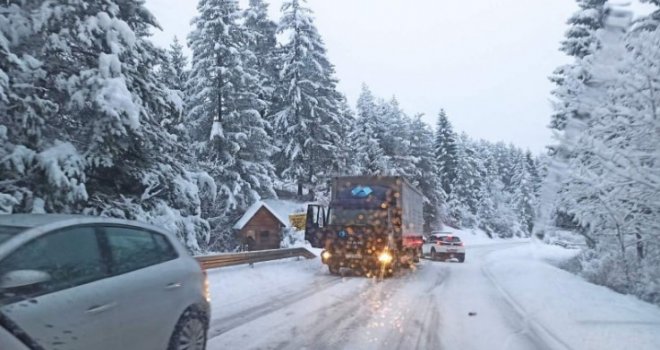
[195,247,317,270]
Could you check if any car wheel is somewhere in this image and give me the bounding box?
[458,254,465,263]
[168,308,207,350]
[431,248,438,261]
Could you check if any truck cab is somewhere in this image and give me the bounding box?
[306,176,424,277]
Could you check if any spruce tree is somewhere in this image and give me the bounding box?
[434,110,458,196]
[158,37,189,140]
[273,0,344,196]
[550,0,607,130]
[187,0,276,248]
[511,154,536,235]
[408,115,444,232]
[244,0,278,114]
[449,134,484,227]
[0,0,213,252]
[159,37,189,92]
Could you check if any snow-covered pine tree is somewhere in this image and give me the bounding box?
[511,154,536,236]
[408,115,444,232]
[356,84,384,134]
[448,134,484,228]
[273,0,344,196]
[333,96,359,175]
[434,109,459,196]
[187,0,277,249]
[0,0,214,252]
[158,37,189,140]
[546,3,660,304]
[244,0,278,116]
[561,0,608,58]
[525,150,542,196]
[350,99,389,176]
[350,125,389,176]
[159,37,188,92]
[0,1,84,214]
[353,84,389,174]
[380,97,416,177]
[476,145,518,238]
[550,0,607,131]
[636,0,660,30]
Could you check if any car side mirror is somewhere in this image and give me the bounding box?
[0,270,51,290]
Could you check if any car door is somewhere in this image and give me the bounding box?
[99,225,189,350]
[0,225,120,350]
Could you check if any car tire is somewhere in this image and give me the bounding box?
[458,254,465,263]
[168,307,208,350]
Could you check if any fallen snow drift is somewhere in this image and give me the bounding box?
[439,226,530,246]
[485,242,660,350]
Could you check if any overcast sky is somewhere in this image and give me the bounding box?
[146,0,586,153]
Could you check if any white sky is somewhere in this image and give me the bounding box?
[144,0,650,153]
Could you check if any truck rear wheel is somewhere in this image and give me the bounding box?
[328,264,340,275]
[458,254,465,263]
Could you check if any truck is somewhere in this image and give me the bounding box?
[305,176,425,277]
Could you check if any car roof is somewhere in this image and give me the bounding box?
[0,214,183,259]
[0,214,168,235]
[0,214,91,228]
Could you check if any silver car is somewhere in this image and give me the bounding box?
[0,214,210,350]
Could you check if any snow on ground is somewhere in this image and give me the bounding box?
[207,256,325,325]
[437,226,529,246]
[485,241,660,350]
[205,239,660,350]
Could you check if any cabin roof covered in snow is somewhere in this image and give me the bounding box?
[233,199,307,230]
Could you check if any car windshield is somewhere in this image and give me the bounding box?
[0,226,25,245]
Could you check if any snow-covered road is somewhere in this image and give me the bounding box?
[205,241,660,350]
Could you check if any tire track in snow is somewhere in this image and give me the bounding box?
[380,264,448,350]
[271,269,418,350]
[209,275,343,338]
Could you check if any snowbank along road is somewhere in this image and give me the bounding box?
[205,240,660,350]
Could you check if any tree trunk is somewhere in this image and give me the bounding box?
[636,231,644,261]
[297,180,303,197]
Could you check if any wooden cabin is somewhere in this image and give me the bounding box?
[233,199,306,251]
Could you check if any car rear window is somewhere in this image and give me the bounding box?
[438,236,461,243]
[0,226,25,245]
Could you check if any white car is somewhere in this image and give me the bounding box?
[422,233,466,262]
[0,214,210,350]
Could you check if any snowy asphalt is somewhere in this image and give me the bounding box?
[206,242,556,350]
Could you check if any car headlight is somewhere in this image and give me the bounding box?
[378,251,393,265]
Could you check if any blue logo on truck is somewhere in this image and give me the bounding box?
[351,186,373,198]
